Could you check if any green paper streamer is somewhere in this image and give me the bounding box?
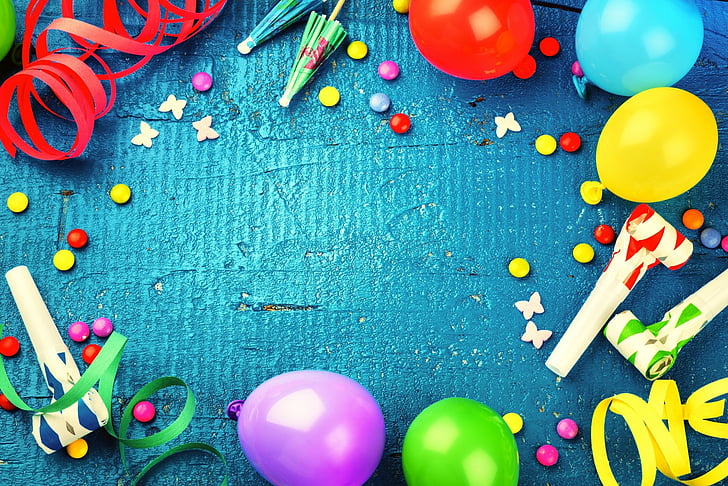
[0,326,228,485]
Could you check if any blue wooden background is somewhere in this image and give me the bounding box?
[0,0,726,484]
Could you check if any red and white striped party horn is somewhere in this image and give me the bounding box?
[546,204,692,377]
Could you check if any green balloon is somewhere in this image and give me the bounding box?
[402,398,519,486]
[0,0,15,62]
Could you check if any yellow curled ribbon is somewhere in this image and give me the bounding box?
[592,378,728,486]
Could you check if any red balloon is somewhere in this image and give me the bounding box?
[409,0,535,80]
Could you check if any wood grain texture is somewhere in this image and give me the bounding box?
[0,0,726,484]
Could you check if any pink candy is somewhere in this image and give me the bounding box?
[133,400,156,422]
[378,61,400,80]
[92,317,114,337]
[536,444,559,466]
[557,418,579,439]
[68,321,90,342]
[191,71,213,91]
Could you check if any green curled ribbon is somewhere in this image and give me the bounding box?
[0,327,228,486]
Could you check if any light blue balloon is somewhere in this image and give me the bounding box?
[575,0,704,96]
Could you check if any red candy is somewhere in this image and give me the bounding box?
[512,54,536,79]
[82,344,102,364]
[0,393,17,411]
[67,228,89,248]
[390,113,411,134]
[0,336,20,357]
[559,132,581,152]
[539,37,561,57]
[594,224,616,245]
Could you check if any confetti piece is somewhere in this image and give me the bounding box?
[192,116,219,142]
[521,321,552,349]
[131,121,159,148]
[495,112,521,138]
[515,292,544,320]
[158,94,187,120]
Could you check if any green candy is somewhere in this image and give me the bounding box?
[0,0,15,61]
[402,397,519,486]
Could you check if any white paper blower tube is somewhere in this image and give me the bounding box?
[546,277,630,377]
[5,266,68,363]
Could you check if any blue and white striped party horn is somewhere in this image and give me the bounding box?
[605,267,728,380]
[6,266,108,454]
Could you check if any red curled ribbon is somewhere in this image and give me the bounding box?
[0,0,227,160]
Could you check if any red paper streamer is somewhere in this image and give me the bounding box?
[0,0,227,160]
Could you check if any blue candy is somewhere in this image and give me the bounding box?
[699,227,722,249]
[369,93,391,113]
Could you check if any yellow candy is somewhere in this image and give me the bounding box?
[110,183,131,204]
[346,40,368,60]
[536,134,557,155]
[7,192,29,213]
[318,86,340,107]
[53,249,75,271]
[502,412,524,434]
[66,438,88,459]
[572,243,595,263]
[393,0,410,13]
[508,258,530,278]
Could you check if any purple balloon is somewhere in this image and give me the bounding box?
[228,370,386,486]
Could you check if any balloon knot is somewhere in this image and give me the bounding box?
[572,74,589,100]
[580,181,605,205]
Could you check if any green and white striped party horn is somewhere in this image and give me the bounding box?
[605,267,728,380]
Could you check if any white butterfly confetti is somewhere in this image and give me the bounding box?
[515,291,544,320]
[521,321,552,349]
[131,121,159,148]
[494,112,521,138]
[192,116,219,142]
[158,94,187,120]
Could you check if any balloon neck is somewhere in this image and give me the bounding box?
[572,74,589,100]
[580,181,605,205]
[226,400,245,421]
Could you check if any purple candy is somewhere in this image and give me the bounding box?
[68,321,90,342]
[378,61,400,80]
[228,370,385,486]
[92,317,114,337]
[556,418,579,439]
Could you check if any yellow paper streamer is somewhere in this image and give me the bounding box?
[592,378,728,486]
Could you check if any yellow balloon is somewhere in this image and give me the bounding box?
[596,87,718,203]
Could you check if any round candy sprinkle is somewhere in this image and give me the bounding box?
[571,61,584,77]
[389,113,411,134]
[66,438,88,459]
[318,86,340,107]
[508,258,530,278]
[700,227,721,249]
[536,444,559,466]
[7,192,28,213]
[392,0,410,13]
[557,418,579,439]
[539,37,561,56]
[68,321,90,342]
[82,344,102,365]
[0,393,17,411]
[133,400,156,422]
[559,132,581,152]
[369,93,391,113]
[722,236,728,252]
[92,317,114,338]
[110,184,131,204]
[594,224,616,245]
[378,60,400,80]
[512,54,536,79]
[573,243,595,263]
[682,208,704,230]
[0,336,20,357]
[53,249,75,271]
[191,71,212,92]
[67,228,89,249]
[346,40,368,59]
[535,134,557,155]
[502,412,523,434]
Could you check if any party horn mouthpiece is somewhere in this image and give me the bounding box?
[604,267,728,380]
[545,205,692,377]
[5,266,108,453]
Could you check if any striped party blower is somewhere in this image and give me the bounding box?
[605,267,728,380]
[546,204,693,378]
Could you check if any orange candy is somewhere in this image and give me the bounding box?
[682,209,704,230]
